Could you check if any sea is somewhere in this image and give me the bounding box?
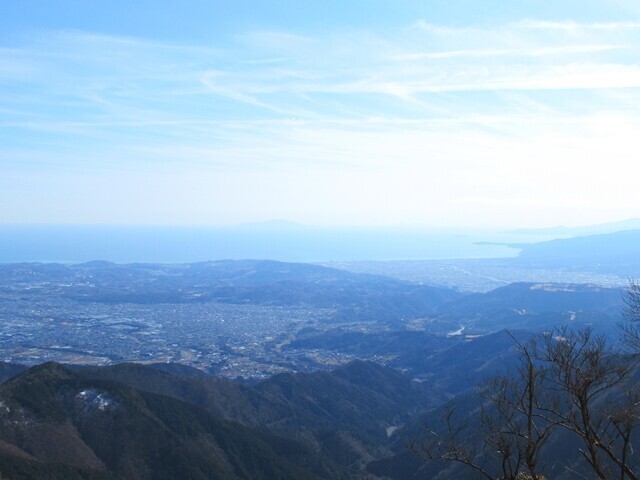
[0,224,563,264]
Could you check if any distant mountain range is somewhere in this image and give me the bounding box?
[0,360,434,479]
[0,256,636,478]
[515,228,640,276]
[506,217,640,236]
[3,346,639,480]
[326,225,640,290]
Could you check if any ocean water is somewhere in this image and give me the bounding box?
[0,224,559,264]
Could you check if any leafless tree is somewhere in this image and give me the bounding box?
[417,333,553,480]
[417,327,640,479]
[539,327,640,480]
[621,279,640,352]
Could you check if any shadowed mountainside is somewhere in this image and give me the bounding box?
[0,363,341,480]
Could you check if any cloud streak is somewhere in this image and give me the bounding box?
[3,22,640,122]
[516,20,640,31]
[2,18,640,226]
[393,44,626,60]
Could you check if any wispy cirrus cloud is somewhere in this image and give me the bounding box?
[2,18,640,226]
[3,22,639,123]
[393,44,626,61]
[516,20,640,31]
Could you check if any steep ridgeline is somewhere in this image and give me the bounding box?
[0,362,27,383]
[0,363,345,480]
[2,335,636,479]
[254,360,430,466]
[77,360,431,471]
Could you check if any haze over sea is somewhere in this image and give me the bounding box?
[0,223,562,264]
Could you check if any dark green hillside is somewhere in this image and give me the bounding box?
[398,330,530,395]
[0,454,118,480]
[147,361,211,378]
[75,362,287,426]
[75,360,431,471]
[78,360,431,434]
[0,363,325,480]
[257,360,430,433]
[254,360,429,467]
[0,362,27,383]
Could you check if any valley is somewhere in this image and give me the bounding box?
[4,1,640,476]
[0,257,623,382]
[0,229,637,479]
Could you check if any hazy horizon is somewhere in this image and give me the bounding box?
[2,4,640,479]
[1,216,639,264]
[3,216,640,230]
[2,1,640,230]
[0,223,527,264]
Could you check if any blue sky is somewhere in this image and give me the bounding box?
[2,1,640,228]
